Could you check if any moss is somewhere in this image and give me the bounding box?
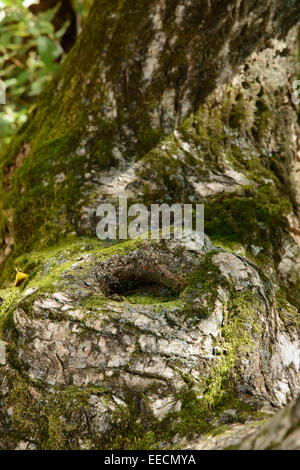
[0,0,166,273]
[88,118,118,169]
[98,288,266,450]
[79,293,107,310]
[205,185,291,265]
[135,125,164,160]
[203,290,261,406]
[170,390,267,442]
[3,372,40,445]
[41,387,92,450]
[0,236,288,450]
[156,290,264,443]
[2,368,110,449]
[104,387,268,450]
[0,232,145,290]
[181,250,225,320]
[0,288,22,336]
[133,85,296,284]
[276,289,300,327]
[100,398,161,450]
[0,19,296,304]
[123,284,179,305]
[229,101,252,129]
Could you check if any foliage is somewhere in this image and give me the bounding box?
[0,0,67,147]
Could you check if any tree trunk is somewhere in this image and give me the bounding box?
[0,0,299,450]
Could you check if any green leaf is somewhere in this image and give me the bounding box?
[37,36,59,72]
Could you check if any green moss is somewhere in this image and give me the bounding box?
[205,185,291,264]
[79,293,107,310]
[0,232,145,290]
[89,118,118,169]
[133,86,295,283]
[135,125,164,160]
[2,369,112,450]
[0,0,167,273]
[204,290,261,406]
[41,387,91,450]
[152,290,263,444]
[276,289,300,327]
[99,288,266,450]
[123,284,179,305]
[101,399,161,450]
[0,237,286,450]
[170,389,267,442]
[181,250,225,320]
[0,288,20,336]
[105,386,267,450]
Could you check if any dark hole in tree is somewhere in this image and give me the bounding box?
[97,262,184,302]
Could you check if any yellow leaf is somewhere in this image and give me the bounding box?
[13,268,29,287]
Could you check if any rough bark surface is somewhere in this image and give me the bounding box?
[179,393,300,449]
[238,394,300,450]
[0,0,299,450]
[0,235,299,449]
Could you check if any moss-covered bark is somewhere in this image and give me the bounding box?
[1,0,300,279]
[0,235,298,449]
[0,0,300,450]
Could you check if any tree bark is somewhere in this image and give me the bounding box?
[1,0,300,293]
[0,0,299,450]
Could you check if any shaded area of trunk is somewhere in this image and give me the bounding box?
[0,0,299,450]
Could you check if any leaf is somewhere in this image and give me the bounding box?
[13,268,29,287]
[37,36,59,72]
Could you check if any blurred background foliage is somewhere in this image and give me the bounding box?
[0,0,92,147]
